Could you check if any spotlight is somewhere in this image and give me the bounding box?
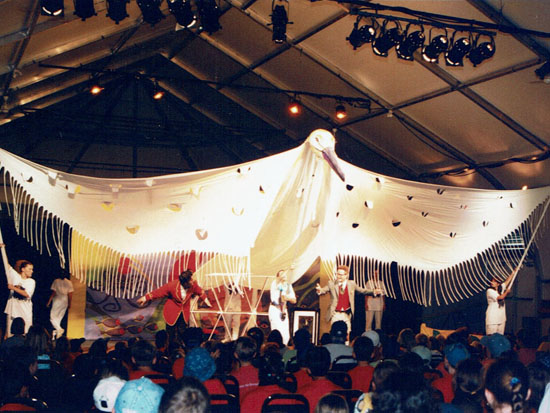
[347,18,376,50]
[153,90,165,100]
[41,0,64,16]
[468,35,495,67]
[288,99,302,116]
[168,0,196,28]
[396,25,424,61]
[73,0,96,20]
[137,0,165,26]
[271,2,289,44]
[535,61,550,82]
[106,0,129,24]
[90,85,104,95]
[197,0,221,34]
[422,33,448,63]
[445,34,471,66]
[372,21,403,57]
[335,104,347,120]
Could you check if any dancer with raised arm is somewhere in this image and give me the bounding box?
[486,270,516,335]
[269,269,296,345]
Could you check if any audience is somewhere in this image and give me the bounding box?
[485,358,531,413]
[159,376,210,413]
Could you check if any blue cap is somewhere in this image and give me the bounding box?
[481,333,511,358]
[183,347,216,382]
[114,377,164,413]
[444,343,470,367]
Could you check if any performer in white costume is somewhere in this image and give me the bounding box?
[268,269,296,345]
[0,244,35,337]
[224,283,242,342]
[47,271,74,338]
[365,269,386,331]
[486,271,515,335]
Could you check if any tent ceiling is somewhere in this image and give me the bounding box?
[1,0,549,189]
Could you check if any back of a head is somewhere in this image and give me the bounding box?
[267,329,284,349]
[293,328,312,350]
[10,317,25,336]
[131,339,156,367]
[155,330,168,349]
[25,325,51,355]
[397,328,415,351]
[258,351,285,386]
[454,358,483,398]
[372,361,400,392]
[158,376,210,413]
[398,352,425,375]
[235,336,257,362]
[485,358,530,413]
[330,321,348,343]
[315,394,348,413]
[354,336,374,362]
[182,327,204,349]
[247,327,265,352]
[305,346,331,377]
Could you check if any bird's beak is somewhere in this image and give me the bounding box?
[322,147,345,182]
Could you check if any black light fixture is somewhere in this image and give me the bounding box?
[137,0,165,26]
[41,0,64,16]
[445,33,471,66]
[535,61,550,82]
[73,0,96,20]
[168,0,196,28]
[468,34,495,66]
[197,0,221,34]
[335,104,347,120]
[106,0,129,24]
[396,24,424,61]
[422,30,449,63]
[347,17,376,50]
[271,1,289,44]
[372,20,403,57]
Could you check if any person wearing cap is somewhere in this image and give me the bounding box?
[316,265,381,334]
[114,377,165,413]
[93,375,126,412]
[432,342,471,403]
[137,269,212,344]
[269,269,296,345]
[481,333,512,363]
[183,347,226,396]
[324,321,355,365]
[486,271,516,335]
[365,269,386,331]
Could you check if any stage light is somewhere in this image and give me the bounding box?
[372,21,403,57]
[106,0,129,24]
[347,18,376,50]
[90,85,104,95]
[153,90,165,100]
[445,34,471,66]
[73,0,96,20]
[535,61,550,82]
[396,25,424,61]
[271,3,289,44]
[137,0,165,26]
[168,0,196,28]
[335,104,347,120]
[41,0,64,16]
[467,35,495,66]
[197,0,221,34]
[422,34,448,63]
[288,99,301,116]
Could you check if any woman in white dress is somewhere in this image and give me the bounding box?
[0,243,35,337]
[268,269,296,345]
[486,273,514,335]
[47,271,74,338]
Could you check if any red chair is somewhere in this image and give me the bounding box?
[261,394,309,413]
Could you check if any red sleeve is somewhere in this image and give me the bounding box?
[191,282,206,300]
[148,280,177,300]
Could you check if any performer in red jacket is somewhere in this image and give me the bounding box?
[137,270,211,343]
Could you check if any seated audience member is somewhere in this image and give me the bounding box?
[432,342,470,403]
[232,336,260,399]
[516,329,537,367]
[315,393,348,413]
[93,375,127,412]
[0,317,25,361]
[184,347,226,395]
[362,330,382,365]
[114,377,165,413]
[371,368,439,413]
[411,345,432,370]
[25,326,52,369]
[299,346,343,413]
[159,376,210,413]
[348,336,375,392]
[415,333,429,347]
[240,350,290,413]
[287,328,312,371]
[397,328,416,354]
[294,343,314,389]
[172,327,204,379]
[539,382,550,413]
[485,359,531,413]
[354,360,400,413]
[0,364,38,411]
[450,358,484,413]
[320,333,332,346]
[247,327,265,355]
[324,321,354,366]
[267,329,285,352]
[481,333,512,363]
[527,361,550,412]
[129,340,157,380]
[429,336,444,369]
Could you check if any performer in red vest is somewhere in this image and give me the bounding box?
[137,270,211,343]
[316,265,381,335]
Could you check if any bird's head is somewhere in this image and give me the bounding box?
[307,129,345,182]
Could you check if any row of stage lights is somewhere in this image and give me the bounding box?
[41,0,222,33]
[347,17,495,67]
